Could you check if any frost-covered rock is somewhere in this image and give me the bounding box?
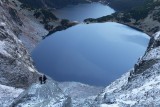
[10,78,71,107]
[0,0,41,88]
[0,84,24,107]
[58,82,103,106]
[0,0,49,106]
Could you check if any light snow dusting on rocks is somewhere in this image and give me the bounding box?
[0,0,43,106]
[10,78,71,107]
[58,82,103,106]
[0,84,24,107]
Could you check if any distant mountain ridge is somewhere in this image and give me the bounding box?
[18,0,94,8]
[17,0,146,11]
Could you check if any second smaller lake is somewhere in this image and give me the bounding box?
[53,2,115,21]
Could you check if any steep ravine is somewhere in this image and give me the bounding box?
[1,0,160,107]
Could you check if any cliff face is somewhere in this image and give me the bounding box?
[0,0,40,89]
[0,0,40,105]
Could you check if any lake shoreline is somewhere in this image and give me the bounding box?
[32,22,149,86]
[32,2,150,87]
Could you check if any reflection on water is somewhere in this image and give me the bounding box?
[32,22,149,86]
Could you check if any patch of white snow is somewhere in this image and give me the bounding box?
[0,41,11,57]
[154,31,160,39]
[100,104,119,107]
[28,66,35,72]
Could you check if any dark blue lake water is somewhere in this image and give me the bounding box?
[32,3,149,86]
[53,2,115,21]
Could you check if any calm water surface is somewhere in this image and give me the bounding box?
[53,2,115,21]
[32,22,149,86]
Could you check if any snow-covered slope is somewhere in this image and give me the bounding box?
[58,82,103,106]
[10,78,71,107]
[0,84,24,107]
[95,31,160,107]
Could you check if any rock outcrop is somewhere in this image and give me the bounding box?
[10,78,71,107]
[0,0,40,89]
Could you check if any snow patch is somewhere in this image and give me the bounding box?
[0,41,11,57]
[100,104,119,107]
[28,66,35,72]
[154,31,160,40]
[143,46,160,60]
[116,99,136,106]
[0,22,6,26]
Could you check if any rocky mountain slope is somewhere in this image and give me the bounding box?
[3,0,77,51]
[0,0,41,89]
[85,0,160,36]
[0,0,43,105]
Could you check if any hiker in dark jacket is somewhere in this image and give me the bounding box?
[39,76,43,84]
[43,75,47,84]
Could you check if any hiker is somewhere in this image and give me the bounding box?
[39,76,43,84]
[43,75,47,84]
